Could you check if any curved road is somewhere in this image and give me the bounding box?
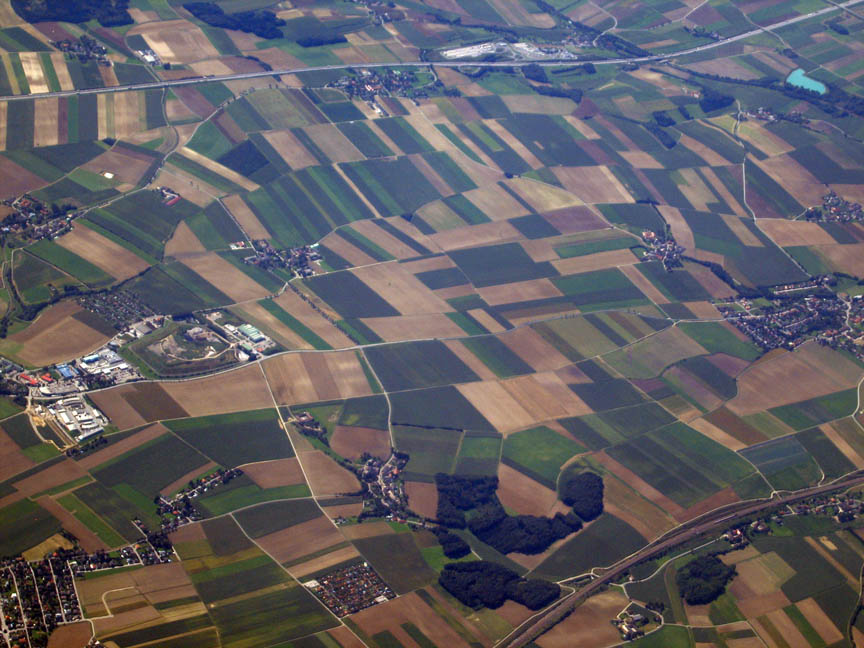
[0,0,862,103]
[499,470,864,648]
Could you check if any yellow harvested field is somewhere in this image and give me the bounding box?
[467,308,506,333]
[113,91,145,139]
[222,194,270,240]
[263,350,372,405]
[729,341,862,415]
[320,232,377,267]
[676,168,716,212]
[679,133,736,166]
[508,177,583,212]
[261,129,318,169]
[458,374,590,433]
[353,263,450,315]
[273,289,353,348]
[130,20,219,64]
[181,252,272,302]
[603,472,676,541]
[161,364,273,416]
[553,166,632,204]
[689,417,747,452]
[737,121,795,157]
[302,124,364,163]
[350,219,423,259]
[57,223,149,281]
[500,327,571,372]
[33,97,59,147]
[289,544,362,579]
[758,220,836,247]
[461,184,527,222]
[177,147,258,192]
[362,313,465,341]
[430,220,523,251]
[486,121,543,169]
[552,248,639,275]
[702,166,748,217]
[796,597,844,645]
[478,278,562,306]
[19,53,48,94]
[502,94,575,114]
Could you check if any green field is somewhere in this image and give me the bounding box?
[502,426,584,489]
[166,409,294,467]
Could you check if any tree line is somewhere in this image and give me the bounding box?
[12,0,133,26]
[439,561,560,610]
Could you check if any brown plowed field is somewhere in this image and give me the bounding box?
[37,496,106,552]
[0,431,34,482]
[289,543,361,579]
[496,463,558,516]
[161,461,216,496]
[162,364,272,416]
[457,381,536,433]
[13,459,87,497]
[405,481,438,519]
[594,451,685,519]
[536,589,629,648]
[181,252,270,302]
[797,597,844,645]
[57,223,150,280]
[78,424,168,470]
[349,591,475,648]
[257,516,344,564]
[263,351,372,405]
[362,313,464,342]
[330,425,390,460]
[164,222,206,258]
[478,278,562,307]
[300,450,360,496]
[222,194,270,240]
[273,290,353,348]
[48,622,92,648]
[500,327,571,372]
[729,341,862,415]
[243,458,305,488]
[353,263,450,315]
[10,301,113,366]
[551,248,639,275]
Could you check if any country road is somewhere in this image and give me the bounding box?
[499,470,864,648]
[0,0,861,103]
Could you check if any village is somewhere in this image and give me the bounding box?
[803,190,864,223]
[303,562,395,617]
[291,411,412,522]
[242,239,323,278]
[641,229,684,270]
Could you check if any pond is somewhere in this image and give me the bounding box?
[786,68,827,95]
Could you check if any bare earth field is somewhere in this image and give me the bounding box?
[536,589,629,648]
[57,223,150,280]
[300,450,361,496]
[243,458,305,487]
[729,341,861,415]
[9,301,112,366]
[161,364,273,416]
[330,425,390,460]
[257,516,344,564]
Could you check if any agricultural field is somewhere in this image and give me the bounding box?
[2,1,864,646]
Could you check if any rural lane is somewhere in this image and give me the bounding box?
[0,0,862,103]
[498,470,864,648]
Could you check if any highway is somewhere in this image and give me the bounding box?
[0,0,862,103]
[499,470,864,648]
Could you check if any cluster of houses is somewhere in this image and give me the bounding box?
[53,35,110,66]
[244,240,322,278]
[78,290,156,331]
[330,68,427,104]
[804,191,864,223]
[641,230,684,270]
[303,562,395,616]
[1,553,82,647]
[0,193,75,241]
[717,286,847,351]
[155,468,244,533]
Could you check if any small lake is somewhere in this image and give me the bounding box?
[786,68,827,94]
